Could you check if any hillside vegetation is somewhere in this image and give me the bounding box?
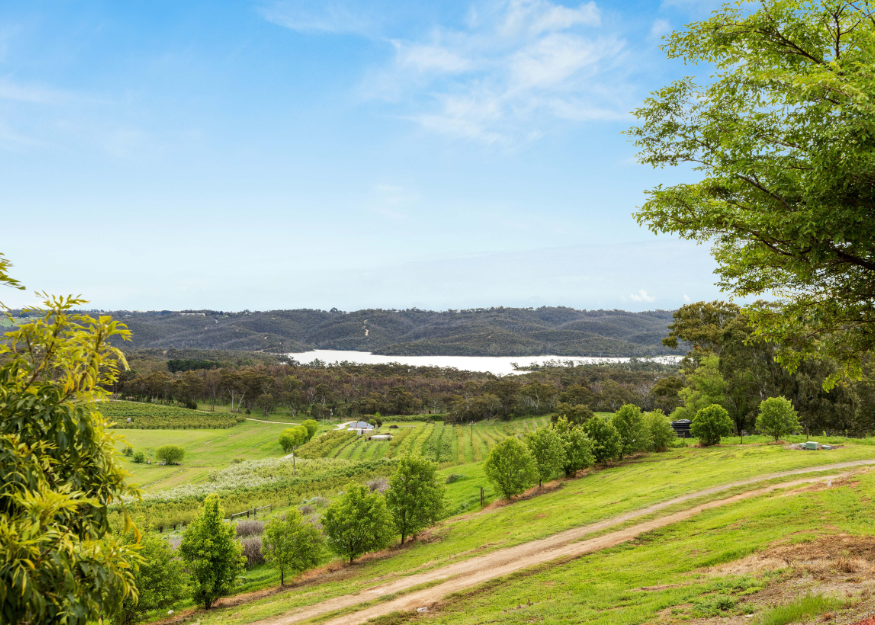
[52,307,684,356]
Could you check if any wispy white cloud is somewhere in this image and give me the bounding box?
[683,293,690,302]
[629,289,655,302]
[648,19,671,41]
[259,1,377,36]
[362,0,629,144]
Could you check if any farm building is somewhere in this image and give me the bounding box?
[347,420,375,435]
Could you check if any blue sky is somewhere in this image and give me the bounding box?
[1,0,726,312]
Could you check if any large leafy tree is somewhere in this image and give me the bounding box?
[385,455,446,544]
[523,427,566,487]
[0,255,143,624]
[262,509,324,586]
[322,483,395,564]
[483,437,538,499]
[628,0,875,388]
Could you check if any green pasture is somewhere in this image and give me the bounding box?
[116,420,290,492]
[190,439,875,624]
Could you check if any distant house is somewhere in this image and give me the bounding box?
[347,421,375,435]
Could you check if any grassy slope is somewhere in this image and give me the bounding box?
[117,420,290,492]
[191,441,875,624]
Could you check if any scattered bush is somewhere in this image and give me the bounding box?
[445,474,467,484]
[611,404,650,458]
[132,450,145,463]
[483,437,538,500]
[235,520,265,538]
[262,509,325,586]
[323,483,395,563]
[385,455,446,544]
[553,417,595,476]
[298,504,315,515]
[309,496,329,508]
[240,537,264,569]
[524,427,565,486]
[691,404,734,447]
[122,446,133,456]
[156,444,185,465]
[279,426,308,454]
[583,416,621,464]
[645,409,676,452]
[756,396,800,442]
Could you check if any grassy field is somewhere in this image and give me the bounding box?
[116,420,291,492]
[184,440,875,624]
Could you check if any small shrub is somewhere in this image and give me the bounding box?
[692,594,735,617]
[756,593,844,625]
[240,537,264,569]
[367,477,389,494]
[310,496,329,508]
[445,474,467,484]
[691,404,734,446]
[132,451,145,463]
[235,520,265,538]
[156,444,185,465]
[298,505,315,515]
[122,446,133,457]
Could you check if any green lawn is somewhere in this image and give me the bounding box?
[188,440,875,625]
[117,420,290,492]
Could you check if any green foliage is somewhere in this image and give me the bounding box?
[672,355,727,422]
[483,437,538,500]
[645,410,676,452]
[553,417,594,477]
[385,455,446,543]
[691,404,734,447]
[262,509,324,586]
[156,444,185,465]
[756,593,845,625]
[550,402,594,426]
[322,483,395,563]
[301,419,319,440]
[279,426,308,453]
[582,416,621,464]
[628,0,875,387]
[0,288,141,624]
[523,427,565,486]
[118,531,190,625]
[132,450,145,463]
[756,397,800,442]
[179,495,245,609]
[611,404,649,458]
[102,400,243,430]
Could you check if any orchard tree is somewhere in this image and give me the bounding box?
[179,495,245,609]
[582,416,622,464]
[262,509,324,586]
[628,0,875,388]
[523,427,565,487]
[302,419,319,440]
[156,444,185,465]
[279,426,308,454]
[385,455,446,544]
[553,417,595,477]
[756,396,801,442]
[691,405,734,447]
[645,410,676,452]
[0,254,143,624]
[611,404,650,458]
[323,483,395,564]
[483,437,538,499]
[118,531,190,625]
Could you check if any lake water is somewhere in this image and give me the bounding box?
[286,350,682,376]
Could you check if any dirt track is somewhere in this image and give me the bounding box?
[255,459,875,625]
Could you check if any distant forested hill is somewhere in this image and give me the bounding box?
[52,307,683,357]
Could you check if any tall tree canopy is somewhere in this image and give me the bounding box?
[628,0,875,387]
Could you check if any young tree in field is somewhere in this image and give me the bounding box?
[156,444,185,465]
[553,417,595,477]
[523,427,565,487]
[645,410,676,452]
[756,396,800,442]
[302,419,319,440]
[180,495,245,609]
[262,509,324,586]
[323,483,395,564]
[385,455,446,544]
[691,405,734,447]
[118,531,190,625]
[582,416,622,464]
[627,0,875,388]
[611,404,650,458]
[483,437,538,499]
[0,255,142,623]
[279,425,308,453]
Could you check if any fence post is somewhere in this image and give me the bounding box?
[480,487,484,508]
[247,509,250,519]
